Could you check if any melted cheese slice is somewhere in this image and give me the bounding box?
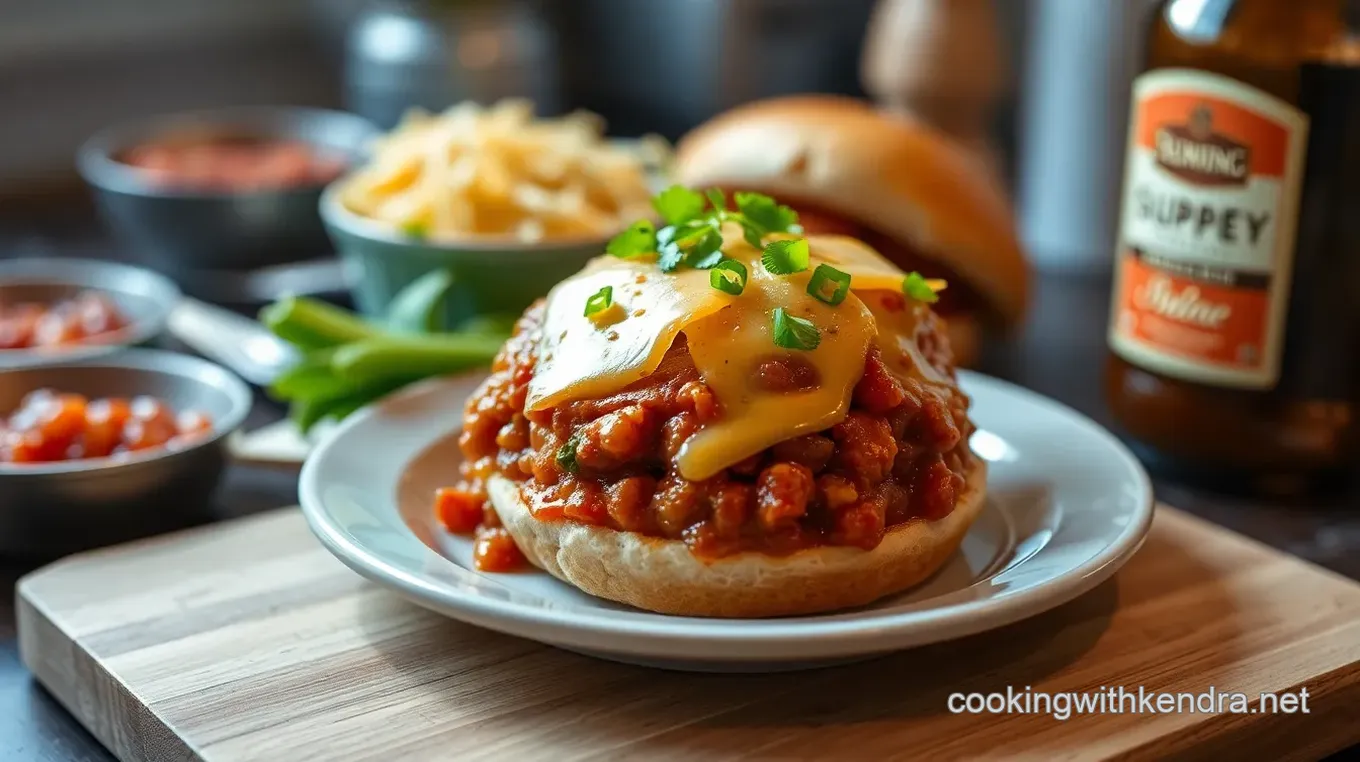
[678,263,876,480]
[805,235,907,292]
[527,257,728,410]
[860,291,955,391]
[528,225,945,480]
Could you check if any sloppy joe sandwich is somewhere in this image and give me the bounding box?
[437,187,986,618]
[674,95,1029,366]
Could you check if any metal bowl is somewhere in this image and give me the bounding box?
[0,258,181,370]
[0,350,252,557]
[76,107,380,301]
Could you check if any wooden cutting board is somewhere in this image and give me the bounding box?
[17,505,1360,762]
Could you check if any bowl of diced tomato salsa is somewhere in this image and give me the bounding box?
[0,349,251,556]
[0,257,181,370]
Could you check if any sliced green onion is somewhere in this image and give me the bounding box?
[670,221,716,248]
[584,286,613,317]
[902,272,942,304]
[685,230,725,269]
[691,250,725,269]
[657,225,724,272]
[739,221,765,250]
[807,264,851,306]
[772,307,820,351]
[709,260,748,295]
[555,432,582,473]
[761,238,810,275]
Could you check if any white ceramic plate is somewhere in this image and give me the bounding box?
[300,372,1153,672]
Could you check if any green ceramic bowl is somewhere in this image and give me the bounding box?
[319,184,611,328]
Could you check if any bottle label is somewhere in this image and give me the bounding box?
[1109,69,1309,389]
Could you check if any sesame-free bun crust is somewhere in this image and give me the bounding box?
[488,457,987,618]
[675,95,1028,328]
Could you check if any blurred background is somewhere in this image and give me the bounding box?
[0,0,1147,272]
[2,4,1359,758]
[1,0,1355,519]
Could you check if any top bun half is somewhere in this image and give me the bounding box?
[675,95,1029,328]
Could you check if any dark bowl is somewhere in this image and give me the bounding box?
[77,107,380,300]
[0,258,181,370]
[0,350,252,557]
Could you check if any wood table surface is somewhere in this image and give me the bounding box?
[0,258,1356,760]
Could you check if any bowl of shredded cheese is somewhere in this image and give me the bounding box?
[322,100,668,327]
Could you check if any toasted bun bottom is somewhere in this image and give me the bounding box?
[488,458,987,618]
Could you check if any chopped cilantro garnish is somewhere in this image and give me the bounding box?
[735,191,801,237]
[902,271,943,304]
[658,243,686,273]
[606,220,656,258]
[652,185,706,226]
[684,230,725,269]
[555,431,582,473]
[612,188,808,278]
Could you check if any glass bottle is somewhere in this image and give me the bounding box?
[1104,0,1360,492]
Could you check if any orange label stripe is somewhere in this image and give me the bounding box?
[1116,252,1269,371]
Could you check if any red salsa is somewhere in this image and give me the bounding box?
[120,136,345,193]
[0,390,212,464]
[0,291,127,350]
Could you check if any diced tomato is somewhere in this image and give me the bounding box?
[0,305,41,349]
[36,394,89,450]
[35,307,93,346]
[0,292,128,350]
[1,392,210,464]
[435,487,484,534]
[83,398,131,458]
[176,409,214,439]
[122,396,178,451]
[473,527,526,572]
[3,430,49,463]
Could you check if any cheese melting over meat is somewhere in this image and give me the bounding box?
[527,226,953,481]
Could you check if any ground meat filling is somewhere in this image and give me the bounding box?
[451,302,975,561]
